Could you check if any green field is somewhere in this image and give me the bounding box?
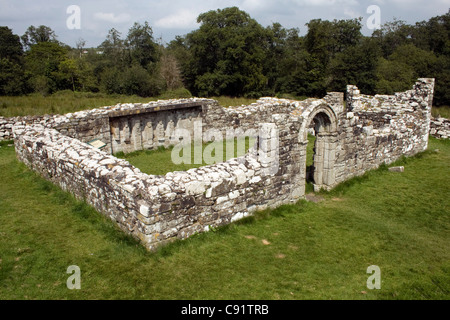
[115,137,256,175]
[432,105,450,119]
[0,136,449,300]
[0,91,257,118]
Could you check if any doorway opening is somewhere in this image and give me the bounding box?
[304,111,337,193]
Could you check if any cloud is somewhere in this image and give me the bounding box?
[241,0,274,10]
[155,9,200,29]
[294,0,358,6]
[93,12,131,24]
[343,8,361,19]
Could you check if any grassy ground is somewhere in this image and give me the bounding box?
[305,134,316,193]
[0,137,448,300]
[115,138,256,175]
[432,105,450,119]
[0,92,257,118]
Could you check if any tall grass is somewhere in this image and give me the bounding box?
[0,92,258,118]
[431,105,450,118]
[0,91,154,117]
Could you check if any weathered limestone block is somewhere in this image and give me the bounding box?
[389,166,405,172]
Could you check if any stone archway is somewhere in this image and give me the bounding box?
[300,104,338,192]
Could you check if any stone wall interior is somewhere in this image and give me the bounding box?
[11,78,436,250]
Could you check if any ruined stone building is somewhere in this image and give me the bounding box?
[8,78,437,250]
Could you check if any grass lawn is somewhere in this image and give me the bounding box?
[0,137,449,300]
[115,137,256,175]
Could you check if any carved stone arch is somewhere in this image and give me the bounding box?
[300,104,338,143]
[300,103,339,192]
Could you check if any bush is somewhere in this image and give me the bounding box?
[100,65,165,97]
[158,87,192,99]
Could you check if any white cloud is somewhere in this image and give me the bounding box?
[155,9,200,29]
[241,0,274,11]
[344,8,361,19]
[294,0,358,6]
[94,12,131,24]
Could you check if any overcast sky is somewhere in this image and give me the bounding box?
[1,0,449,47]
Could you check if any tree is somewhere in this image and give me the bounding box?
[99,28,126,67]
[126,21,159,70]
[0,58,26,95]
[59,58,79,91]
[263,23,298,95]
[304,18,364,97]
[328,37,381,94]
[433,54,450,106]
[0,27,25,95]
[75,52,99,92]
[412,13,450,55]
[371,19,412,58]
[121,64,163,96]
[167,35,194,91]
[375,58,415,94]
[389,44,437,77]
[21,25,58,50]
[184,7,268,97]
[76,38,86,58]
[0,26,23,62]
[266,26,310,96]
[159,50,183,91]
[24,42,70,94]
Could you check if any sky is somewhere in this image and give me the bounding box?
[0,0,449,48]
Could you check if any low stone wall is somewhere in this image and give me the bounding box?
[1,99,216,154]
[13,112,303,250]
[335,78,434,185]
[430,117,450,139]
[0,115,47,141]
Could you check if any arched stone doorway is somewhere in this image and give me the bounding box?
[300,104,338,192]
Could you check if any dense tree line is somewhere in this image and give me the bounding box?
[0,7,449,105]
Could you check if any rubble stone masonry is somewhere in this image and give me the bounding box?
[11,78,437,250]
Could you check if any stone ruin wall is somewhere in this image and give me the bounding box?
[11,78,436,250]
[13,113,302,250]
[430,117,450,139]
[337,78,434,185]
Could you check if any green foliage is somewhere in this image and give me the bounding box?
[375,58,416,94]
[20,25,58,50]
[126,22,160,69]
[100,64,164,97]
[158,87,192,99]
[0,58,25,95]
[0,27,23,63]
[24,42,72,95]
[329,38,381,94]
[371,19,413,58]
[302,18,365,97]
[184,7,268,97]
[0,10,449,105]
[433,54,450,106]
[0,27,25,95]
